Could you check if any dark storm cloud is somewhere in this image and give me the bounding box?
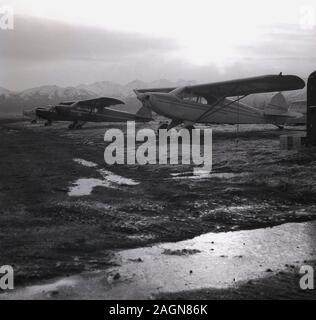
[0,15,179,62]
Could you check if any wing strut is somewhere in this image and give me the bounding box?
[194,96,227,123]
[195,95,248,123]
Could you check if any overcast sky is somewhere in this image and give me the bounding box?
[0,0,316,91]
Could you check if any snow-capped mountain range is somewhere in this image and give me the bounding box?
[0,80,195,113]
[8,79,195,100]
[0,87,12,96]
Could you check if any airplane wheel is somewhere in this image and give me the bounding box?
[44,121,52,126]
[31,119,37,124]
[68,123,75,130]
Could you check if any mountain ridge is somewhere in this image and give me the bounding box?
[0,79,307,114]
[0,79,195,114]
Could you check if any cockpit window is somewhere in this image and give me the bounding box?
[176,90,208,105]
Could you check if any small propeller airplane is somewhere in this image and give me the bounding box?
[134,74,305,130]
[23,96,152,129]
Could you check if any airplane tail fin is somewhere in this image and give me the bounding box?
[264,92,303,121]
[136,106,152,119]
[264,92,289,116]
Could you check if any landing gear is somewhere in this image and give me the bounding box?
[68,121,86,130]
[44,120,52,126]
[31,119,37,124]
[68,121,77,129]
[276,125,284,130]
[158,119,183,132]
[184,125,196,132]
[158,123,169,130]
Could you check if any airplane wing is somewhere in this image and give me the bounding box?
[59,101,76,105]
[184,74,305,99]
[59,97,125,109]
[74,97,125,108]
[134,75,305,100]
[59,98,125,109]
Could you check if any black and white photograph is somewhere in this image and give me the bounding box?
[0,0,316,306]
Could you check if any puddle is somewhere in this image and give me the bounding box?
[73,159,98,168]
[68,178,112,196]
[171,170,248,180]
[22,279,77,297]
[4,220,316,300]
[68,159,139,196]
[98,169,139,186]
[201,204,270,216]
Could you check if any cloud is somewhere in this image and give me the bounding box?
[0,15,315,91]
[0,15,187,90]
[0,15,179,62]
[234,25,316,76]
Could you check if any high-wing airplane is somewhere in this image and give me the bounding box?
[134,74,305,130]
[24,97,152,129]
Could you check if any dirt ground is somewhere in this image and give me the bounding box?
[0,117,316,298]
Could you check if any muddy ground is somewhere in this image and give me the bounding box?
[0,117,316,298]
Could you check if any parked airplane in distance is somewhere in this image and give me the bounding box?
[23,97,152,129]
